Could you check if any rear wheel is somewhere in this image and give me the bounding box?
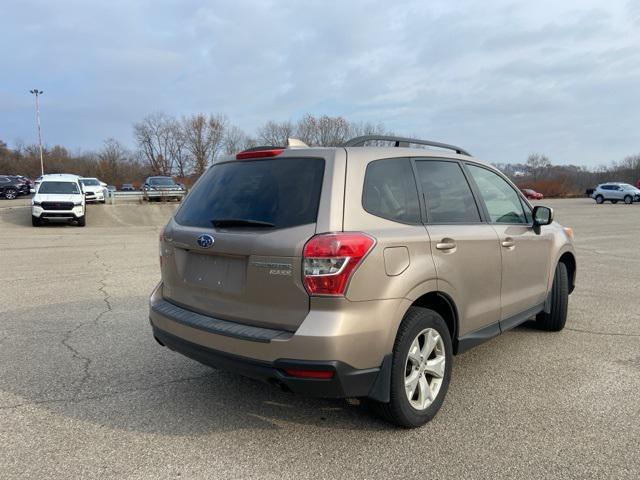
[536,262,569,331]
[624,195,633,204]
[595,195,604,204]
[370,307,452,428]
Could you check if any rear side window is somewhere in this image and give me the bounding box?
[175,157,324,229]
[415,160,481,223]
[362,158,420,224]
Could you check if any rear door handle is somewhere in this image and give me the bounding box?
[501,238,515,248]
[436,240,457,251]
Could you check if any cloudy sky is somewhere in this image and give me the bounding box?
[1,0,639,166]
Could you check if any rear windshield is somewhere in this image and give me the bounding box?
[39,181,80,194]
[149,177,176,186]
[175,157,325,229]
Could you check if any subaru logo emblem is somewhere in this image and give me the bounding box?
[197,234,214,249]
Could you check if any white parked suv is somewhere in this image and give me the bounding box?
[80,177,107,203]
[591,183,640,204]
[32,174,86,226]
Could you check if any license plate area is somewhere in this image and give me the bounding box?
[180,251,246,294]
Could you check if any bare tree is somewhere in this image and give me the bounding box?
[294,114,352,146]
[224,125,255,156]
[97,138,129,183]
[526,153,552,180]
[257,120,294,146]
[133,113,175,175]
[182,113,227,175]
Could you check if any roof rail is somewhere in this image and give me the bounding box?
[343,135,470,156]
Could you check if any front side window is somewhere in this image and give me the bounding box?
[362,158,420,224]
[38,181,80,195]
[415,160,481,223]
[466,164,527,224]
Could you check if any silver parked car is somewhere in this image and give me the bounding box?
[591,183,640,204]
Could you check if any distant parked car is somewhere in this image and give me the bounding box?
[0,176,23,199]
[5,175,33,195]
[521,188,544,200]
[80,178,107,203]
[591,183,640,204]
[142,176,186,201]
[31,174,86,226]
[121,183,135,191]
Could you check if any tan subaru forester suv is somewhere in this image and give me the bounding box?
[149,135,576,427]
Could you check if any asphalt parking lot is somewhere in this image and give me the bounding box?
[1,198,638,479]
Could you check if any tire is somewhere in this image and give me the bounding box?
[595,195,604,204]
[370,307,452,428]
[624,195,633,205]
[31,216,41,227]
[4,188,18,200]
[77,215,86,227]
[611,200,618,204]
[535,262,569,331]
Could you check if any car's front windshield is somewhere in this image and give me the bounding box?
[81,179,100,186]
[149,177,175,186]
[621,184,635,190]
[38,181,80,195]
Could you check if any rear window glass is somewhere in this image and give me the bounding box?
[175,157,325,229]
[38,181,80,194]
[149,177,176,186]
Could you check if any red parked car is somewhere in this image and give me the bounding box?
[521,188,544,200]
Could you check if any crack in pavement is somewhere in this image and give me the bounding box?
[58,250,114,400]
[565,327,640,338]
[0,373,214,411]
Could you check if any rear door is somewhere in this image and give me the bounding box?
[414,159,502,336]
[160,155,329,332]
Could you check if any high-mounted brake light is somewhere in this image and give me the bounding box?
[303,232,375,296]
[236,149,284,160]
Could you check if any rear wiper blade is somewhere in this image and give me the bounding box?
[211,218,275,228]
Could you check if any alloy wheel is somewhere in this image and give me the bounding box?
[404,328,446,410]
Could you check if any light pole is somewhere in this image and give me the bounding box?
[29,89,44,176]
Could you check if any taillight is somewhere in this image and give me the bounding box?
[236,148,284,160]
[303,232,375,296]
[159,226,165,267]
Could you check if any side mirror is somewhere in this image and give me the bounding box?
[532,206,553,234]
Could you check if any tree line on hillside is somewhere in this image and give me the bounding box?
[495,153,640,196]
[1,112,638,195]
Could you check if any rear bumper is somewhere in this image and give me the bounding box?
[149,283,405,399]
[152,326,380,398]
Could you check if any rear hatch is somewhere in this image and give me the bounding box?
[161,156,325,331]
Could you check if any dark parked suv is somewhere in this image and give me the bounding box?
[0,176,25,199]
[149,136,576,427]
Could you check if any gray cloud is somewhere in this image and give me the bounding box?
[1,0,638,166]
